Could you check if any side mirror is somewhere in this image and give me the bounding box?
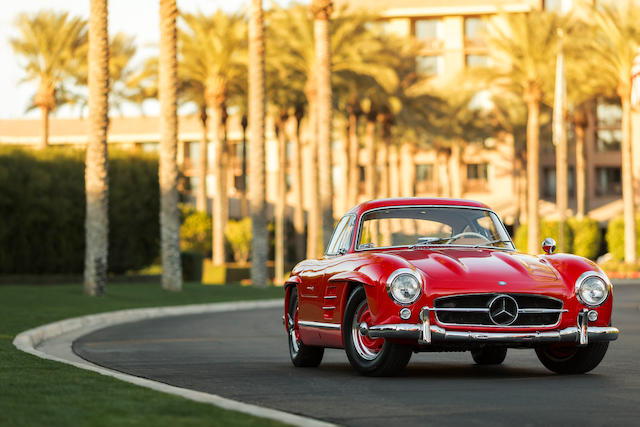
[541,238,556,254]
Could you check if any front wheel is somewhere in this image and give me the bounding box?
[287,287,324,367]
[535,342,609,374]
[343,287,412,376]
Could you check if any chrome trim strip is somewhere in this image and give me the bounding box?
[321,306,336,310]
[353,204,515,252]
[426,307,567,314]
[298,320,341,330]
[518,308,568,314]
[323,295,337,300]
[360,322,619,344]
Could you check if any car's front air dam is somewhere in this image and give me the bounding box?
[359,308,619,346]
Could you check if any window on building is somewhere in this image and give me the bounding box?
[416,55,444,76]
[415,163,435,195]
[465,54,490,67]
[467,163,489,180]
[542,167,575,199]
[416,163,434,182]
[414,18,443,40]
[596,167,622,196]
[189,141,200,161]
[464,16,487,40]
[141,142,158,153]
[596,101,622,152]
[465,163,489,193]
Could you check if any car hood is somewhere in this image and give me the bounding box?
[385,247,567,295]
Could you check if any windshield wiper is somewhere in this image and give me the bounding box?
[409,237,450,248]
[473,239,512,248]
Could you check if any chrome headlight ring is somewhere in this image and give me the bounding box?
[574,271,611,307]
[386,268,423,306]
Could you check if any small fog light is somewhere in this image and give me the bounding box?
[587,310,598,322]
[399,308,411,320]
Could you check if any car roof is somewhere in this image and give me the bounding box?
[346,197,491,217]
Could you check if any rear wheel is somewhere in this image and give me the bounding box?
[287,287,324,367]
[343,287,412,376]
[471,347,507,365]
[535,342,609,374]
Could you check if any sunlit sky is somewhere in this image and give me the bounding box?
[0,0,303,119]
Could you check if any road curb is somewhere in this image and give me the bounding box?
[13,299,337,427]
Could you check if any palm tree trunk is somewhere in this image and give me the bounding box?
[275,111,288,284]
[39,106,50,150]
[240,114,248,218]
[525,91,541,255]
[84,0,110,296]
[312,0,334,250]
[291,108,306,261]
[574,108,587,219]
[209,100,225,265]
[620,91,637,263]
[450,142,462,198]
[555,119,568,253]
[306,94,320,258]
[249,0,268,287]
[347,107,360,207]
[365,107,377,200]
[196,105,208,212]
[158,0,182,291]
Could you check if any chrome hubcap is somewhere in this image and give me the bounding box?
[351,300,383,360]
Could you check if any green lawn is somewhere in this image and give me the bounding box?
[0,282,289,427]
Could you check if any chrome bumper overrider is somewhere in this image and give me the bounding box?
[359,308,619,346]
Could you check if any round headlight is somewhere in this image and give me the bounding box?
[575,273,609,307]
[387,269,422,305]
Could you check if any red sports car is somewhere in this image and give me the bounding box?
[284,198,619,376]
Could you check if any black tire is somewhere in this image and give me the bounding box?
[287,287,324,367]
[471,347,507,365]
[343,287,412,376]
[535,342,609,374]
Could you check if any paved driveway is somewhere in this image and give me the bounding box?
[74,285,640,426]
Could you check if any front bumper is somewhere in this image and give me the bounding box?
[359,308,619,346]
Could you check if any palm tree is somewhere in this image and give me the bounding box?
[84,0,109,296]
[485,11,559,255]
[179,11,247,266]
[268,4,399,256]
[158,0,182,291]
[10,10,87,149]
[311,0,334,249]
[588,3,640,263]
[249,0,268,288]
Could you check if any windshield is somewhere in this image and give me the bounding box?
[357,206,514,250]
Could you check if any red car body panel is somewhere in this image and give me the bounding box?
[285,198,614,350]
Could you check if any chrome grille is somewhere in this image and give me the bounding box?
[433,293,564,327]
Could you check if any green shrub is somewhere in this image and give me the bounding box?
[568,217,602,260]
[181,250,203,282]
[605,215,640,261]
[225,218,252,264]
[179,204,212,256]
[108,150,160,273]
[513,220,573,254]
[0,146,159,274]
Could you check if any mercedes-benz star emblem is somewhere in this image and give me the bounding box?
[488,295,519,326]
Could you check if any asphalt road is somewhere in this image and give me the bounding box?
[73,285,640,427]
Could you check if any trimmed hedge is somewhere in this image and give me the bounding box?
[0,147,159,274]
[605,215,640,261]
[568,217,602,260]
[513,220,574,254]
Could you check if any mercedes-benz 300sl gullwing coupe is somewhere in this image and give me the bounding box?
[283,198,619,376]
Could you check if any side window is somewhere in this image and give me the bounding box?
[326,215,355,256]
